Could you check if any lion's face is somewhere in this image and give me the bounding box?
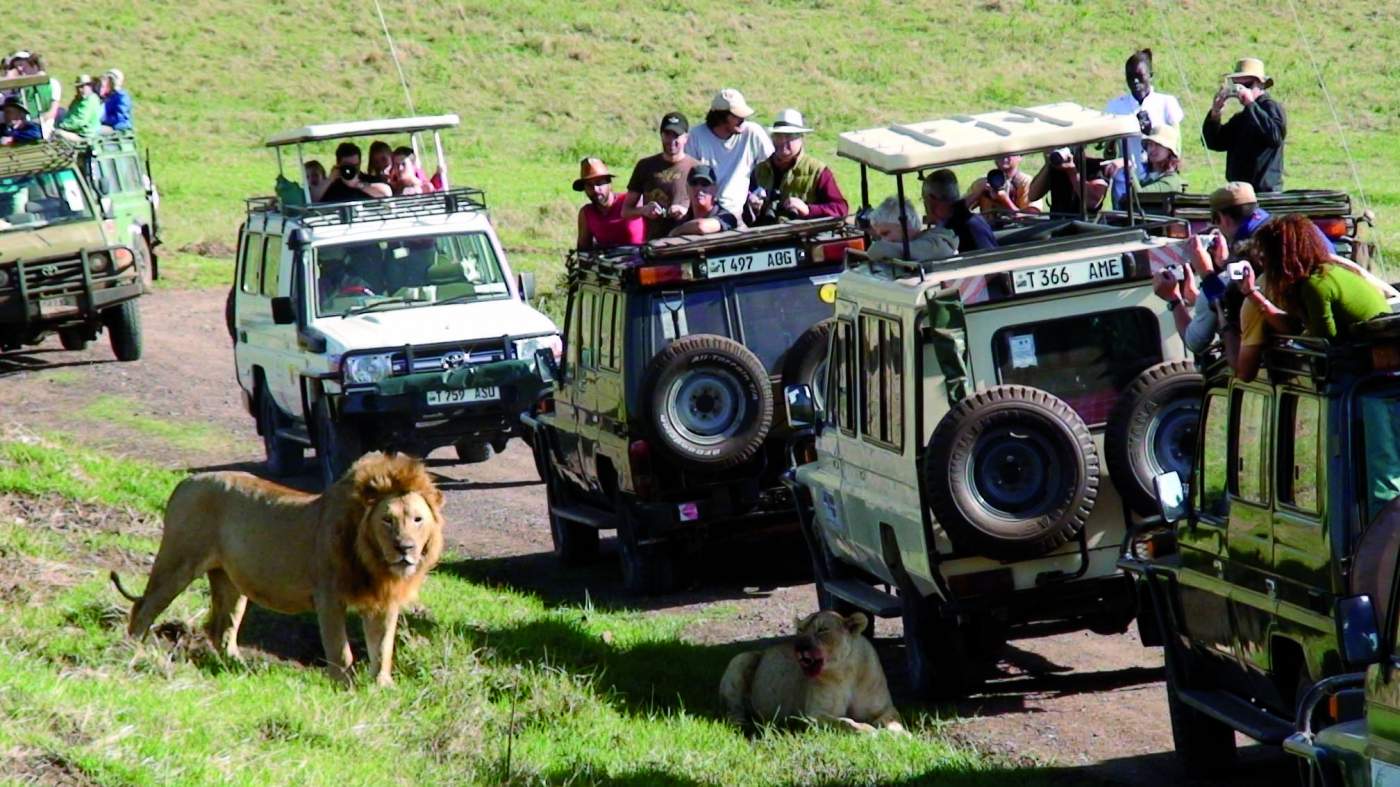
[791,610,868,678]
[365,491,440,577]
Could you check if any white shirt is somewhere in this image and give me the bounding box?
[1105,89,1185,168]
[684,122,774,219]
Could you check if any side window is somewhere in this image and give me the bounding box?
[1231,387,1271,505]
[858,314,903,450]
[259,236,281,297]
[579,289,598,370]
[98,158,120,196]
[828,318,856,434]
[599,291,619,371]
[565,290,581,370]
[116,154,143,192]
[241,233,264,294]
[1198,391,1230,518]
[1278,393,1322,514]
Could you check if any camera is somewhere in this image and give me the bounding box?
[1228,261,1252,281]
[1222,81,1247,100]
[985,168,1007,192]
[1048,147,1074,167]
[1135,109,1152,135]
[338,164,357,180]
[1167,264,1186,282]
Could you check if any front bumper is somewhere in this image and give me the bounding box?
[0,247,141,327]
[339,359,545,443]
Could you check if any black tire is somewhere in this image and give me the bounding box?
[103,300,142,362]
[259,384,304,477]
[641,334,773,472]
[924,385,1099,560]
[133,235,154,290]
[783,319,833,413]
[454,440,494,464]
[1105,361,1203,517]
[616,498,680,595]
[542,458,599,566]
[224,287,236,345]
[1165,646,1237,776]
[314,399,363,489]
[903,595,982,701]
[58,328,88,351]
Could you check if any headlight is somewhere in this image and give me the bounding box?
[343,353,394,385]
[88,252,111,273]
[514,335,563,369]
[0,268,10,289]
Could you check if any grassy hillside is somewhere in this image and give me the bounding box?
[13,0,1400,291]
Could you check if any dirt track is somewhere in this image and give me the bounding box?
[0,288,1298,785]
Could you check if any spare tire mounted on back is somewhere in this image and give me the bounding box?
[642,334,774,472]
[1105,360,1203,517]
[924,385,1100,560]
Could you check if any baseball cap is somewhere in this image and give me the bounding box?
[687,164,718,186]
[709,88,754,119]
[659,111,689,135]
[1209,182,1258,212]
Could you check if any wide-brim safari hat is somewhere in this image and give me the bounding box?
[1225,57,1274,89]
[768,108,812,135]
[1143,124,1181,158]
[572,157,614,191]
[0,98,29,116]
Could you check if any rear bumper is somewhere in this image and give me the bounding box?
[631,479,795,541]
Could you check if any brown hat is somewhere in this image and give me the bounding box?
[571,157,613,191]
[1225,57,1273,89]
[1209,181,1258,212]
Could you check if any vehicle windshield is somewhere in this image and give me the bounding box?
[0,168,93,233]
[314,231,508,317]
[648,269,837,373]
[1357,388,1400,523]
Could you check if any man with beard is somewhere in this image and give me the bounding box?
[746,108,847,225]
[622,112,697,239]
[574,157,644,251]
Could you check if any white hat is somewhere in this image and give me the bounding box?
[768,108,812,135]
[8,50,31,62]
[709,88,754,119]
[105,68,124,86]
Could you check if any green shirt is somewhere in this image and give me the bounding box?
[1294,263,1390,339]
[1132,168,1184,196]
[56,94,101,137]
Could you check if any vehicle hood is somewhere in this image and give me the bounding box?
[314,298,558,352]
[0,221,108,263]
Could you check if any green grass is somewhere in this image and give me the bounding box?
[10,0,1400,295]
[77,395,240,454]
[0,437,1072,785]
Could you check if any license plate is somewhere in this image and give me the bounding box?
[38,296,78,316]
[425,387,499,406]
[704,247,798,278]
[1011,256,1124,294]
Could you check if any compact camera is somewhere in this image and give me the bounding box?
[1048,148,1074,167]
[1228,261,1252,281]
[1222,81,1248,100]
[1167,264,1186,282]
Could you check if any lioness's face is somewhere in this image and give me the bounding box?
[369,491,438,576]
[792,610,868,678]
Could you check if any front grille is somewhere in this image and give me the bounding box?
[0,254,134,299]
[389,338,508,375]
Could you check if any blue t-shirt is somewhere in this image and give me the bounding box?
[102,90,133,130]
[2,121,42,143]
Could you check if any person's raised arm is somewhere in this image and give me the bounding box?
[576,207,594,251]
[1027,162,1052,203]
[620,190,649,219]
[1201,90,1232,151]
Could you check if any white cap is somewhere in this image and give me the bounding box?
[104,68,124,86]
[709,88,754,119]
[768,108,812,135]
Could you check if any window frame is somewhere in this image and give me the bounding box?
[259,236,281,298]
[1276,390,1323,516]
[1229,384,1272,507]
[857,310,904,452]
[599,290,620,372]
[578,287,599,371]
[1196,389,1231,522]
[827,316,857,436]
[240,231,265,294]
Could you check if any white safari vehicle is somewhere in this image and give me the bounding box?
[231,115,559,486]
[785,103,1206,699]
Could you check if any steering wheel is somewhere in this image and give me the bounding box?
[338,284,376,296]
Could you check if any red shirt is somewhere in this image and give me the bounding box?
[582,196,645,248]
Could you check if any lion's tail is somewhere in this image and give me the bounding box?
[110,570,142,602]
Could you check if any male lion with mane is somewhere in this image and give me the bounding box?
[111,451,444,686]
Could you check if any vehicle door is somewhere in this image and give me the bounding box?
[233,226,269,393]
[804,312,853,561]
[1271,389,1333,638]
[554,286,597,487]
[109,149,150,242]
[1225,381,1280,677]
[581,289,623,489]
[1174,386,1236,661]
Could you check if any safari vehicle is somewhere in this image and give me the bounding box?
[784,102,1206,700]
[523,218,865,593]
[1123,313,1400,777]
[0,138,149,359]
[84,131,161,286]
[230,115,558,487]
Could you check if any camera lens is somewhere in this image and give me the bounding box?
[986,169,1007,191]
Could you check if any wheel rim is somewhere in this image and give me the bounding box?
[1147,398,1200,479]
[664,368,748,445]
[966,425,1065,519]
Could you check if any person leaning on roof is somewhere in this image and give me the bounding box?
[6,51,62,132]
[622,111,697,239]
[921,170,995,252]
[746,108,847,226]
[1102,124,1186,209]
[1202,57,1286,193]
[668,164,739,237]
[866,195,956,263]
[99,69,133,132]
[574,157,645,251]
[53,74,103,141]
[0,99,43,146]
[683,88,773,221]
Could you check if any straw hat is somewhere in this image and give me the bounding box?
[1224,57,1273,89]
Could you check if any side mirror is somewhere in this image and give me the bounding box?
[99,195,114,218]
[517,271,536,301]
[785,384,817,429]
[1154,471,1186,524]
[270,296,296,325]
[1335,594,1382,669]
[533,347,558,383]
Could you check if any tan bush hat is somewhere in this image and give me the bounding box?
[710,88,754,119]
[1225,57,1273,89]
[1209,181,1258,212]
[1143,124,1181,158]
[768,108,812,135]
[572,157,614,191]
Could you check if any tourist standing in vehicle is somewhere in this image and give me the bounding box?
[1248,213,1389,339]
[1027,146,1108,214]
[0,99,42,145]
[99,69,133,131]
[746,108,847,225]
[315,142,391,202]
[1102,125,1185,209]
[622,111,696,239]
[1153,228,1229,356]
[390,146,432,195]
[366,141,393,181]
[921,170,995,252]
[683,88,773,222]
[668,164,738,237]
[53,75,102,141]
[1104,49,1184,187]
[574,157,645,250]
[6,52,61,134]
[866,196,956,262]
[965,154,1031,217]
[1202,57,1286,193]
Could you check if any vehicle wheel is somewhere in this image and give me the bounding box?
[924,385,1099,560]
[454,439,494,464]
[903,594,981,701]
[314,399,363,489]
[616,498,680,595]
[641,334,773,473]
[783,319,833,413]
[133,234,154,290]
[58,328,88,351]
[259,384,304,477]
[224,287,236,345]
[1105,361,1203,517]
[1165,646,1237,776]
[102,300,142,362]
[542,460,599,566]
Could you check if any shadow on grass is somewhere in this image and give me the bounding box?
[0,349,116,379]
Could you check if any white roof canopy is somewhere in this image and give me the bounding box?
[837,102,1140,174]
[265,114,460,147]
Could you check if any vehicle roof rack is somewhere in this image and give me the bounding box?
[244,186,487,227]
[643,216,849,259]
[265,115,460,147]
[1264,313,1400,382]
[1139,189,1354,220]
[0,139,81,177]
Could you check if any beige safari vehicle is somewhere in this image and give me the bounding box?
[785,103,1204,699]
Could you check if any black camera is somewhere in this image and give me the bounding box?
[1048,148,1073,168]
[337,164,357,180]
[985,168,1007,192]
[1135,109,1152,135]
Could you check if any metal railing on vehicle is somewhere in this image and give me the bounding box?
[243,186,487,226]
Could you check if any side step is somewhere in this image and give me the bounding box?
[823,579,903,618]
[275,426,313,446]
[552,502,616,530]
[1177,687,1295,744]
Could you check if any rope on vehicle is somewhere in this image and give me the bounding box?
[373,0,417,116]
[1150,0,1219,181]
